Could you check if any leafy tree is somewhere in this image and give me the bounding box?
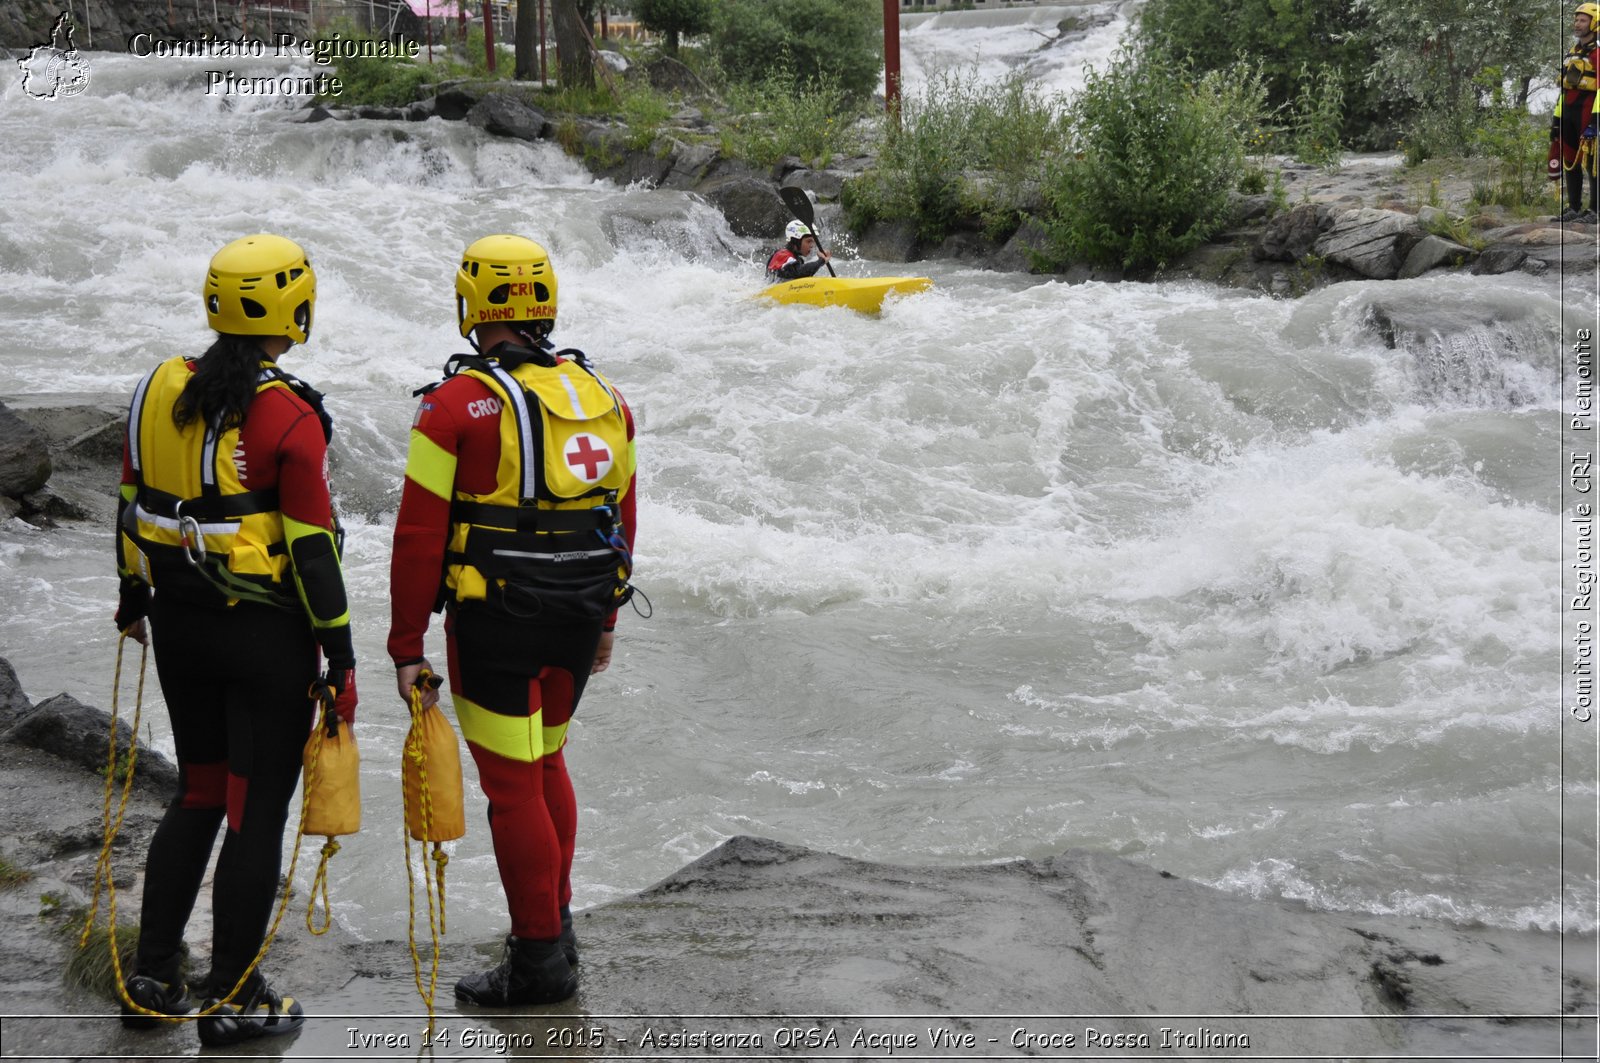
[1138,0,1389,147]
[708,0,881,99]
[635,0,713,56]
[1349,0,1546,149]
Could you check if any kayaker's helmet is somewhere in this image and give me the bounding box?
[456,234,558,340]
[1580,2,1600,29]
[785,220,814,242]
[204,234,316,344]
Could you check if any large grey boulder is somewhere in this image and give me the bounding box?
[781,168,848,201]
[467,93,550,142]
[1312,208,1423,280]
[856,219,920,263]
[659,138,720,191]
[993,216,1052,273]
[1255,203,1325,262]
[699,175,790,239]
[2,691,178,798]
[0,657,30,729]
[1398,234,1472,278]
[1473,247,1528,275]
[0,401,51,498]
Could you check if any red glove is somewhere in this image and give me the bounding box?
[322,666,358,727]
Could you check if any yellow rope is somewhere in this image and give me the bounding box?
[305,839,340,936]
[1567,135,1598,176]
[95,632,330,1025]
[402,677,448,1033]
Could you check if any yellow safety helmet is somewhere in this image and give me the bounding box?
[203,233,315,344]
[1579,2,1600,27]
[455,234,558,339]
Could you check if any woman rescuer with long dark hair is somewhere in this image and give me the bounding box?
[111,233,357,1048]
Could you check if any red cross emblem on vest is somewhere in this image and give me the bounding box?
[564,433,612,482]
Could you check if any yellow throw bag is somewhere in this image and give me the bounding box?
[303,717,361,837]
[404,697,466,843]
[303,710,360,935]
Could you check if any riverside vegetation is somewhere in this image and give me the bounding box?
[325,0,1556,273]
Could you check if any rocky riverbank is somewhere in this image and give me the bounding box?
[0,653,1594,1060]
[305,80,1598,294]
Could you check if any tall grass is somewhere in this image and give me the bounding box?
[843,69,1064,242]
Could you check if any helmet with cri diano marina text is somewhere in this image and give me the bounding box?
[455,234,559,340]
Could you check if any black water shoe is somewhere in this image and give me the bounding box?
[196,980,304,1047]
[119,975,193,1029]
[560,906,579,966]
[455,935,577,1007]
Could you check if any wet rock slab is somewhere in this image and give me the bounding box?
[2,824,1593,1060]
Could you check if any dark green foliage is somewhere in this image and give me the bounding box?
[634,0,714,55]
[708,0,882,99]
[1137,0,1392,148]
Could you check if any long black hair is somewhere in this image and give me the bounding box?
[172,335,266,433]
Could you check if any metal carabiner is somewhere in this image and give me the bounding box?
[174,501,207,568]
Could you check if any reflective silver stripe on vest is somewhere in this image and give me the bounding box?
[126,366,159,475]
[132,503,236,537]
[487,365,538,501]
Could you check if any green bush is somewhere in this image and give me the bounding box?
[844,69,1064,242]
[708,0,881,99]
[1036,51,1265,271]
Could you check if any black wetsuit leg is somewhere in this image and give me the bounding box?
[136,596,316,994]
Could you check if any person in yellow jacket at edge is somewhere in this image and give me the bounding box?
[113,233,357,1046]
[1555,2,1600,221]
[388,235,639,1006]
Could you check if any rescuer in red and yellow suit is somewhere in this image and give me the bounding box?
[113,233,356,1047]
[388,234,637,1006]
[1556,2,1600,220]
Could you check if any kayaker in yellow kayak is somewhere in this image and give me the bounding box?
[765,220,833,281]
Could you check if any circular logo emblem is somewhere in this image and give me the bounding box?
[46,51,91,97]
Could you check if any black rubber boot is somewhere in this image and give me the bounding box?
[455,935,577,1007]
[559,906,579,966]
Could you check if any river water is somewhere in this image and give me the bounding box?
[0,8,1592,951]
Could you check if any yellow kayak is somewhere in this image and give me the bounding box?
[756,275,932,314]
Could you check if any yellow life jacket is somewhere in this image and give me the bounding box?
[119,355,303,608]
[1563,40,1598,94]
[439,349,634,620]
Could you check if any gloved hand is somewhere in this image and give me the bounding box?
[1585,124,1597,140]
[323,662,358,727]
[114,576,149,633]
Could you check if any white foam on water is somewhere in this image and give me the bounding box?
[0,44,1585,939]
